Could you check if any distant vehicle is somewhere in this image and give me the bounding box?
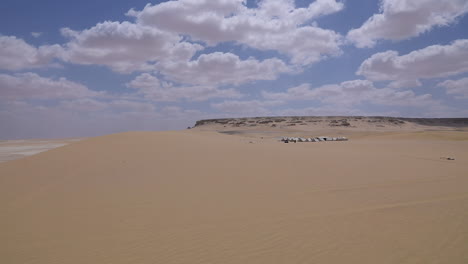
[281,136,348,143]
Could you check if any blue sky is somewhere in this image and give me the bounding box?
[1,0,468,139]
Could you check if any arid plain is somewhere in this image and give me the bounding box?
[2,116,468,264]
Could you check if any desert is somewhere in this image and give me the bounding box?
[1,116,468,264]
[3,1,468,263]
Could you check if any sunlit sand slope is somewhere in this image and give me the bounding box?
[2,131,468,263]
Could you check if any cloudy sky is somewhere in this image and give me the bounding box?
[1,0,468,139]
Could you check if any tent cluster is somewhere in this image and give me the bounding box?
[281,136,348,143]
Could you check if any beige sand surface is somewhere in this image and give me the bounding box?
[1,127,468,263]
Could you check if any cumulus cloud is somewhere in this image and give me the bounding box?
[347,0,468,48]
[56,98,157,113]
[108,99,156,112]
[211,99,282,115]
[0,100,199,139]
[31,32,43,38]
[0,72,101,100]
[159,52,291,86]
[262,81,373,105]
[249,26,342,66]
[438,77,468,98]
[386,79,422,89]
[0,36,62,71]
[357,39,468,84]
[130,0,343,65]
[127,73,242,101]
[2,0,344,87]
[262,80,436,107]
[159,106,204,120]
[276,105,369,117]
[59,19,293,85]
[57,98,108,112]
[60,21,203,73]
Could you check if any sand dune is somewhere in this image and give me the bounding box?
[1,123,468,263]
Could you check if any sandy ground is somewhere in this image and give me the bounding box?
[1,127,468,263]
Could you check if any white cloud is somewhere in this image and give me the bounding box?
[357,39,468,83]
[59,19,293,85]
[211,99,282,115]
[386,79,422,89]
[1,0,343,90]
[257,0,343,23]
[127,73,242,101]
[262,80,374,105]
[0,72,101,100]
[31,32,43,38]
[247,26,342,66]
[159,106,204,120]
[57,98,108,112]
[0,100,187,139]
[159,52,291,86]
[438,77,468,98]
[130,0,344,65]
[0,97,212,139]
[108,99,156,112]
[347,0,468,48]
[0,36,62,71]
[262,80,436,107]
[60,21,203,73]
[57,98,157,113]
[276,105,369,117]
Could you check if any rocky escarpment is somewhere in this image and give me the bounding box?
[194,116,468,129]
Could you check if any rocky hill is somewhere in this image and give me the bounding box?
[194,116,468,129]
